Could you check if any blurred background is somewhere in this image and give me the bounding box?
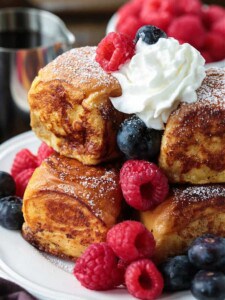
[2,0,224,47]
[0,0,224,143]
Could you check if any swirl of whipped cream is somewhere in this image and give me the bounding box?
[110,38,206,130]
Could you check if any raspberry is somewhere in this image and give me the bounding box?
[140,10,173,31]
[117,0,144,21]
[125,259,164,300]
[117,16,144,40]
[140,0,174,30]
[37,142,54,165]
[203,32,225,61]
[107,221,155,262]
[201,50,213,64]
[11,149,38,178]
[120,160,169,211]
[14,168,35,197]
[74,243,123,290]
[96,32,135,72]
[202,5,225,29]
[212,18,225,38]
[176,0,202,16]
[168,15,206,49]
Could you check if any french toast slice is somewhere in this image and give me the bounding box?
[22,153,123,260]
[28,47,126,165]
[140,184,225,263]
[159,68,225,184]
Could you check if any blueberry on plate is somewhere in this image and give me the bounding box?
[0,196,24,230]
[159,255,197,291]
[135,25,167,45]
[117,115,163,160]
[188,234,225,271]
[191,270,225,300]
[0,171,16,198]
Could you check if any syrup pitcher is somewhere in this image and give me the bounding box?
[0,7,75,142]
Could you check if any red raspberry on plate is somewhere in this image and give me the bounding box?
[120,160,169,211]
[202,5,225,29]
[117,0,144,21]
[117,16,144,40]
[140,10,173,31]
[212,18,225,38]
[201,50,213,64]
[74,242,123,290]
[168,15,206,49]
[11,149,38,178]
[96,32,135,72]
[107,221,156,262]
[203,32,225,61]
[125,259,164,300]
[37,142,54,165]
[14,168,35,197]
[176,0,202,16]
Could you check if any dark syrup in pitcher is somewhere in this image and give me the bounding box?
[0,30,56,49]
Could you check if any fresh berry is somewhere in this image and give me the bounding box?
[176,0,202,16]
[140,10,173,31]
[202,5,225,29]
[14,168,35,197]
[135,25,167,44]
[74,242,123,290]
[96,32,135,72]
[0,196,24,230]
[168,15,206,49]
[120,160,169,210]
[159,255,197,291]
[117,16,144,40]
[212,18,225,38]
[188,234,225,271]
[107,221,155,262]
[191,270,225,300]
[117,0,144,21]
[201,50,213,64]
[125,259,164,300]
[0,171,16,198]
[11,149,38,178]
[37,142,54,165]
[203,32,225,61]
[117,116,163,160]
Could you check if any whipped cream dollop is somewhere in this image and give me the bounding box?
[110,38,206,130]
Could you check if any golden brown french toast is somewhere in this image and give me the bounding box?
[22,153,123,260]
[28,46,126,165]
[140,184,225,263]
[159,68,225,184]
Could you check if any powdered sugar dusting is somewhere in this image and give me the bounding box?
[40,46,117,91]
[197,68,225,106]
[48,156,120,222]
[174,185,225,203]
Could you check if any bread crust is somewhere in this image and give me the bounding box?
[140,184,225,263]
[28,47,126,165]
[22,154,123,260]
[159,68,225,184]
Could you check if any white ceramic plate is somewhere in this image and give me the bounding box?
[106,13,225,69]
[0,131,194,300]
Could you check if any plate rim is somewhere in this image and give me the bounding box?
[0,131,193,300]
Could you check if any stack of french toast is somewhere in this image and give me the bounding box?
[22,45,225,264]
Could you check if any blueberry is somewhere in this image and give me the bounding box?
[188,234,225,271]
[0,196,24,230]
[117,115,163,160]
[159,255,197,291]
[135,25,167,45]
[0,171,16,198]
[191,270,225,300]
